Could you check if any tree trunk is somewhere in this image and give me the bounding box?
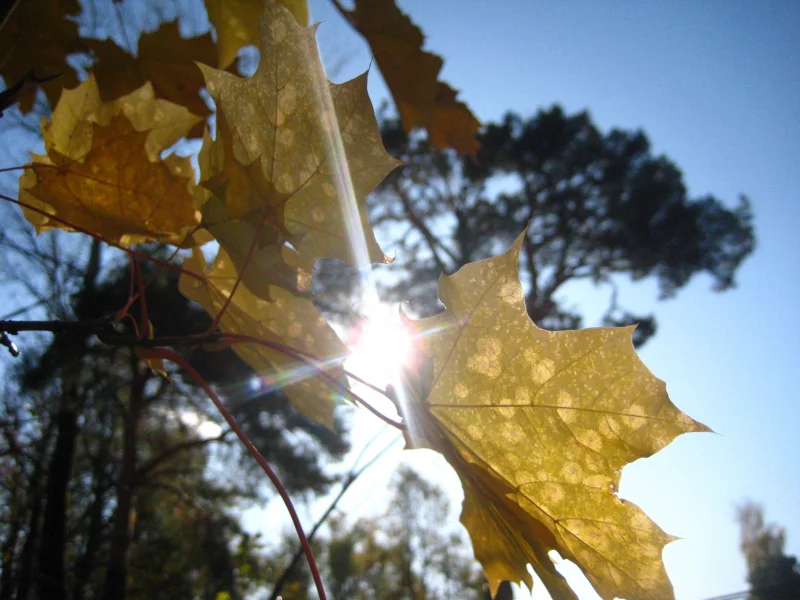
[101,353,147,600]
[18,230,104,600]
[0,471,23,600]
[73,459,110,600]
[35,401,79,600]
[13,419,55,600]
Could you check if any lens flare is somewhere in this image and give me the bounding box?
[306,57,427,438]
[348,304,414,388]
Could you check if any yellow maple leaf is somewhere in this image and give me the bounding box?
[179,248,345,428]
[337,0,481,155]
[430,82,483,156]
[87,21,215,128]
[200,106,292,227]
[405,233,710,599]
[0,0,84,112]
[205,0,309,69]
[196,108,312,298]
[201,196,313,298]
[41,74,202,163]
[23,114,198,246]
[197,0,400,267]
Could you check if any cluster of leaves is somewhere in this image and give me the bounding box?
[1,1,722,598]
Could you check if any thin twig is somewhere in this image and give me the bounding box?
[204,213,270,334]
[139,347,328,600]
[0,321,407,431]
[116,222,204,321]
[269,433,400,600]
[0,194,204,281]
[0,319,118,336]
[135,431,232,480]
[219,333,406,431]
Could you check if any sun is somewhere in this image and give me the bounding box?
[346,304,415,389]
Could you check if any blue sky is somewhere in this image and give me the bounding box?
[298,1,800,598]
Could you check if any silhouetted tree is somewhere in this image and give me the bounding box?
[737,502,800,600]
[0,222,349,600]
[360,106,755,347]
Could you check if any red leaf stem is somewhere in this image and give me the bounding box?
[139,347,329,600]
[218,333,405,431]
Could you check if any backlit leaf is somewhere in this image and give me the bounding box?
[179,248,345,428]
[87,21,215,127]
[338,0,480,155]
[41,74,202,163]
[205,0,309,68]
[430,82,482,156]
[23,114,198,246]
[201,196,313,298]
[197,0,400,267]
[405,232,710,599]
[200,106,292,226]
[0,0,83,112]
[196,108,312,298]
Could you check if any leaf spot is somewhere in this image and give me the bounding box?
[584,453,604,472]
[622,403,647,430]
[503,422,523,443]
[467,424,483,440]
[560,461,583,484]
[577,429,603,453]
[514,386,530,403]
[279,128,294,145]
[584,474,608,489]
[271,19,288,43]
[498,405,514,419]
[541,482,565,507]
[467,336,502,378]
[498,277,522,304]
[279,172,293,190]
[525,349,555,383]
[504,452,521,469]
[556,391,577,424]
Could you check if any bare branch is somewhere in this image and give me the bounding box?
[135,431,232,481]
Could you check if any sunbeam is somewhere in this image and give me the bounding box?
[308,56,380,310]
[306,55,425,437]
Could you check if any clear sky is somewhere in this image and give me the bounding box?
[289,1,800,599]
